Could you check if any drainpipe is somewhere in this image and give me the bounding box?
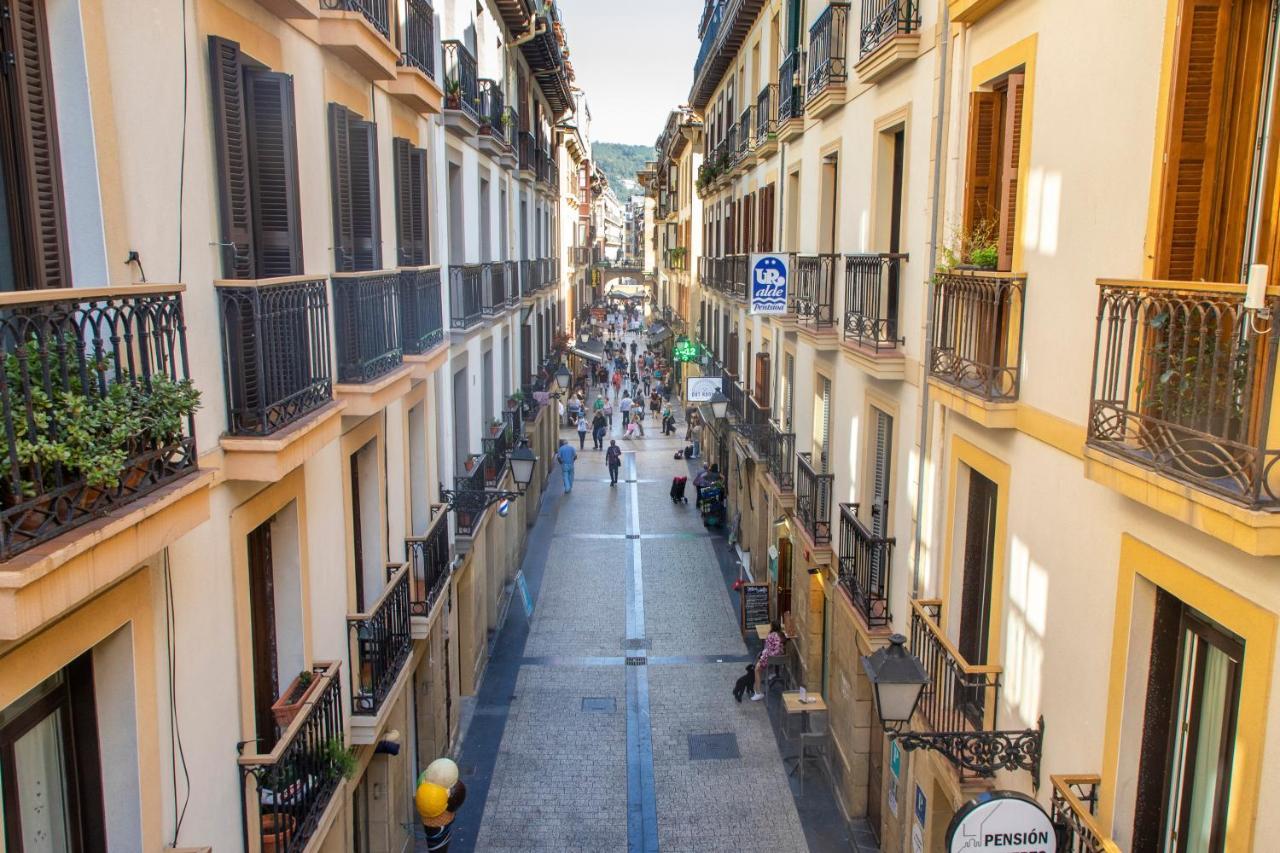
[511,8,547,47]
[911,1,951,600]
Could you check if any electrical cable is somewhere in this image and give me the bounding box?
[164,548,192,845]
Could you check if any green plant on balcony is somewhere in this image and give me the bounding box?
[938,219,999,272]
[444,76,462,109]
[323,737,359,780]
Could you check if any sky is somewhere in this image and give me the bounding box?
[555,0,703,146]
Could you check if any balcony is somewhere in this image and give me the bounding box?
[690,0,769,110]
[837,503,893,627]
[238,661,345,853]
[482,262,506,316]
[1085,279,1280,539]
[453,453,487,536]
[796,451,834,546]
[331,271,403,386]
[929,269,1026,422]
[778,51,806,138]
[794,254,839,329]
[348,561,412,727]
[740,394,772,452]
[1051,776,1121,853]
[806,3,850,119]
[843,253,907,378]
[400,266,444,358]
[755,83,778,157]
[406,506,451,629]
[388,0,442,114]
[482,417,514,486]
[855,0,922,84]
[450,264,484,330]
[505,261,521,306]
[318,0,398,81]
[726,376,746,421]
[477,79,511,159]
[441,40,479,135]
[726,254,747,300]
[765,422,796,492]
[517,130,537,179]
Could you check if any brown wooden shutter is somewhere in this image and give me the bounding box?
[394,137,413,265]
[997,74,1025,272]
[963,90,1003,236]
[245,69,303,277]
[754,351,771,408]
[413,148,429,264]
[209,36,256,279]
[348,119,381,270]
[328,103,355,271]
[1155,0,1232,280]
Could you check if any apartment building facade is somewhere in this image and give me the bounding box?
[0,0,581,849]
[666,0,1280,850]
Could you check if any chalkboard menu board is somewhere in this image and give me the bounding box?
[740,583,770,634]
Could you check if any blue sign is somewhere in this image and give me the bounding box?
[749,253,789,315]
[515,570,533,618]
[915,784,927,826]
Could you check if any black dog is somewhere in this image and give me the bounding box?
[732,664,756,702]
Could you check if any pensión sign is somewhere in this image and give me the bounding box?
[749,253,790,315]
[945,791,1056,853]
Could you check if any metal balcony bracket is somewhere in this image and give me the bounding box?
[439,486,524,515]
[893,716,1044,791]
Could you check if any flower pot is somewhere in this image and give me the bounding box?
[261,813,295,852]
[8,491,55,537]
[271,671,319,729]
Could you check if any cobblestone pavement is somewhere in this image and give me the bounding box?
[454,333,851,852]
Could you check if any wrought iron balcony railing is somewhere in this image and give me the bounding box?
[726,377,746,421]
[694,0,726,82]
[794,254,839,327]
[838,503,893,627]
[727,254,747,300]
[397,0,435,77]
[1051,776,1121,853]
[766,422,796,491]
[860,0,921,58]
[756,83,776,144]
[452,453,487,536]
[348,563,412,715]
[482,421,512,486]
[737,105,754,156]
[740,393,772,449]
[442,40,478,120]
[930,269,1026,401]
[0,287,198,559]
[332,271,403,384]
[807,3,850,97]
[518,130,536,172]
[399,266,443,355]
[450,264,484,330]
[909,598,1001,736]
[219,276,333,437]
[1087,278,1280,509]
[505,261,521,306]
[796,451,834,544]
[321,0,389,37]
[779,50,806,121]
[482,262,505,316]
[844,253,907,350]
[239,661,345,853]
[478,79,508,144]
[406,506,451,617]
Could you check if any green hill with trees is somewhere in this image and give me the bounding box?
[592,142,653,201]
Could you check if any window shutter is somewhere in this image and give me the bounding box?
[328,103,355,271]
[209,36,256,279]
[963,90,1003,236]
[1156,0,1232,280]
[871,409,892,538]
[411,148,429,264]
[754,351,771,407]
[394,137,413,265]
[245,69,303,278]
[997,74,1025,271]
[348,119,381,270]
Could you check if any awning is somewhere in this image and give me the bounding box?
[648,323,672,344]
[570,346,603,364]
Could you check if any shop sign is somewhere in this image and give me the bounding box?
[686,376,724,402]
[749,253,789,315]
[945,791,1056,853]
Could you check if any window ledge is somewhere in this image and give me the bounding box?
[253,0,317,19]
[386,65,444,115]
[927,377,1019,428]
[841,339,907,381]
[316,10,398,81]
[854,32,920,84]
[219,400,347,483]
[949,0,1011,24]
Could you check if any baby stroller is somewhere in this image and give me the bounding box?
[670,476,688,504]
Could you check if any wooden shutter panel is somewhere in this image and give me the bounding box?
[348,119,381,270]
[209,36,256,279]
[997,74,1025,271]
[328,103,355,271]
[394,137,413,265]
[1156,0,1232,280]
[245,69,302,278]
[754,351,771,408]
[964,90,1003,236]
[413,148,429,264]
[871,409,892,538]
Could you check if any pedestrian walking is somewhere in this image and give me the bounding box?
[606,440,622,485]
[631,409,645,437]
[620,393,633,427]
[592,411,608,449]
[577,413,588,449]
[556,439,577,493]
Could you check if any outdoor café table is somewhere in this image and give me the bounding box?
[781,690,828,776]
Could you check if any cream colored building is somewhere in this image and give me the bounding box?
[0,0,585,848]
[668,0,1280,850]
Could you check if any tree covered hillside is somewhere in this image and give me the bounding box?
[592,142,653,201]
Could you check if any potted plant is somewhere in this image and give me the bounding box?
[271,669,318,729]
[939,220,999,272]
[260,812,296,852]
[323,737,359,780]
[444,76,462,110]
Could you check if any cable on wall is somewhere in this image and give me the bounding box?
[164,547,192,844]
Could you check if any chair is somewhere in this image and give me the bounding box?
[798,709,829,795]
[763,654,790,692]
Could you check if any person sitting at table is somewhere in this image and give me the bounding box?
[751,620,785,701]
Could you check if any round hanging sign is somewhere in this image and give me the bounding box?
[944,790,1057,853]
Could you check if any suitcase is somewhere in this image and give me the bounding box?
[670,476,688,504]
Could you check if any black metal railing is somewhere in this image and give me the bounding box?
[219,277,333,437]
[505,261,520,306]
[741,394,771,449]
[1051,776,1120,853]
[482,421,512,486]
[482,262,505,316]
[779,50,805,121]
[397,0,435,77]
[838,503,893,627]
[794,254,838,327]
[909,599,1001,740]
[726,377,746,421]
[737,106,754,157]
[0,287,198,559]
[860,0,921,57]
[239,661,345,853]
[406,507,451,617]
[348,564,412,716]
[796,452,834,544]
[930,270,1027,401]
[478,79,508,144]
[727,254,747,300]
[321,0,389,38]
[694,0,725,82]
[452,453,487,536]
[518,130,536,172]
[442,40,478,120]
[332,272,403,384]
[756,83,776,143]
[400,266,444,355]
[1087,279,1280,509]
[808,2,851,97]
[449,264,484,330]
[844,253,907,350]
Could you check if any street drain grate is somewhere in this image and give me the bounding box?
[625,656,647,666]
[581,697,617,712]
[688,733,740,761]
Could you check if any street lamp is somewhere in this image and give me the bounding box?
[708,390,729,420]
[554,365,571,392]
[860,635,929,730]
[509,444,537,490]
[439,443,539,515]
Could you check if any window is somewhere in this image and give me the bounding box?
[393,138,430,266]
[209,37,304,279]
[963,73,1024,271]
[957,469,997,669]
[328,103,382,272]
[0,0,68,291]
[814,376,831,470]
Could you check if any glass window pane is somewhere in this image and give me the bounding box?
[12,710,73,852]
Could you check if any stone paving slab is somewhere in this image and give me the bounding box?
[641,537,747,658]
[523,536,627,658]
